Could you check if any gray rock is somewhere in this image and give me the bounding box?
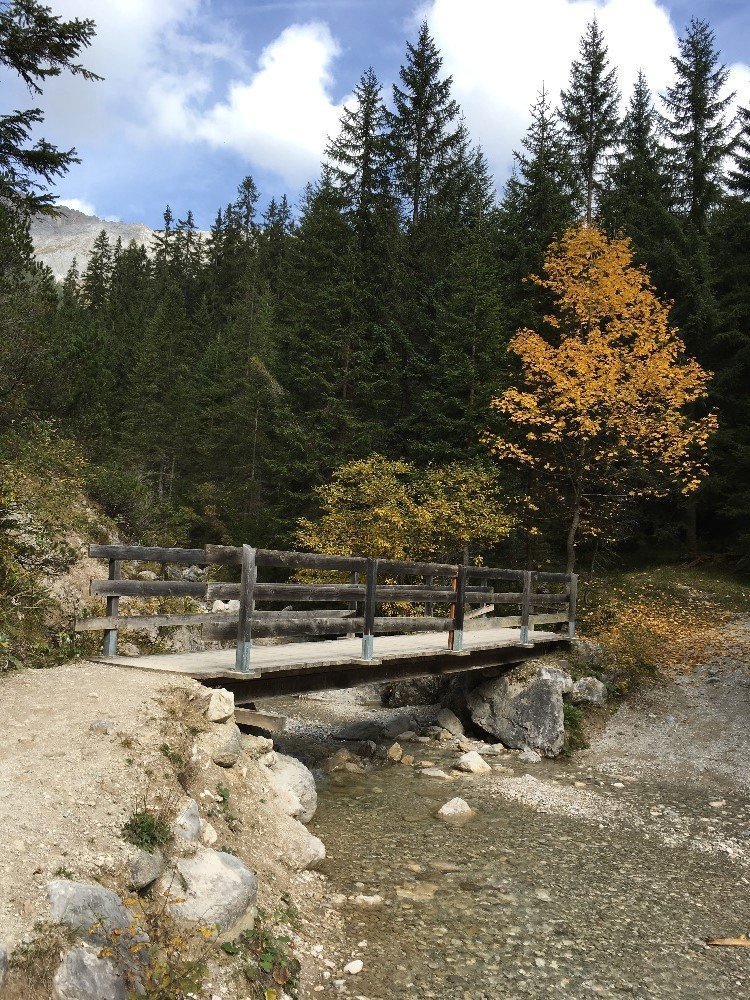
[383,714,418,739]
[519,748,543,763]
[466,663,571,757]
[243,733,274,759]
[336,719,386,741]
[572,637,605,666]
[136,570,157,581]
[129,848,165,890]
[169,849,257,934]
[419,768,452,779]
[454,750,492,774]
[381,676,444,707]
[53,944,127,1000]
[205,688,234,723]
[48,881,130,941]
[88,719,112,734]
[0,943,7,988]
[571,676,608,706]
[437,797,475,821]
[437,707,465,737]
[174,799,201,842]
[284,822,326,871]
[266,753,317,823]
[538,664,574,695]
[197,721,243,766]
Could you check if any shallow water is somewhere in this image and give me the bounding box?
[268,697,750,1000]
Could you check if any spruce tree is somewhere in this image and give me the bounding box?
[599,72,679,295]
[387,21,469,226]
[728,106,750,198]
[560,18,620,223]
[662,18,734,227]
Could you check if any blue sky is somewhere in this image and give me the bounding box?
[6,0,749,227]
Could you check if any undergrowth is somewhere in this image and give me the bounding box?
[122,797,173,852]
[222,898,302,999]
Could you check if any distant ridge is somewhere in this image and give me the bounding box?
[30,207,156,280]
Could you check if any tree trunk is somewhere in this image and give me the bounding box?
[685,496,699,560]
[566,501,581,574]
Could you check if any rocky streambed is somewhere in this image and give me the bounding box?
[263,630,750,1000]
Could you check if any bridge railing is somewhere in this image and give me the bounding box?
[78,544,576,673]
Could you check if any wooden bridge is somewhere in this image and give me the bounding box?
[76,544,576,700]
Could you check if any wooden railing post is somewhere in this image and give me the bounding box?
[102,558,121,656]
[347,570,358,638]
[362,558,377,660]
[236,544,257,673]
[568,573,578,639]
[448,565,467,652]
[520,569,534,645]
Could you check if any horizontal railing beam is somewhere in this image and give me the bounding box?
[90,579,207,598]
[206,545,367,573]
[89,544,205,564]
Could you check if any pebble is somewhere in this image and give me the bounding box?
[710,800,727,808]
[345,960,364,975]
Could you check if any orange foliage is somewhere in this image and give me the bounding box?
[486,225,717,562]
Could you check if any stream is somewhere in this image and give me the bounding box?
[263,651,750,1000]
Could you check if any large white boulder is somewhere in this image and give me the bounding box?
[266,753,317,823]
[47,881,131,942]
[168,849,257,934]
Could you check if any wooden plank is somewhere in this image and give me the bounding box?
[535,571,571,583]
[520,570,533,644]
[89,544,205,564]
[376,558,458,576]
[449,566,467,651]
[234,707,287,733]
[207,582,492,603]
[236,545,257,673]
[206,544,366,572]
[76,608,357,632]
[375,616,453,633]
[530,613,569,626]
[205,617,367,642]
[465,567,526,582]
[91,579,207,598]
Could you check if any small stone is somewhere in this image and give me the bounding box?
[400,754,415,766]
[437,797,475,822]
[129,848,165,890]
[205,688,235,723]
[570,676,607,707]
[436,708,464,736]
[88,719,112,734]
[174,799,201,841]
[344,960,364,975]
[454,751,492,774]
[710,800,727,809]
[386,742,403,763]
[351,894,383,906]
[200,820,218,846]
[519,748,542,763]
[196,722,243,767]
[419,768,452,779]
[137,570,158,581]
[535,888,552,902]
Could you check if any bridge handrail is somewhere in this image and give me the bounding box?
[80,543,577,672]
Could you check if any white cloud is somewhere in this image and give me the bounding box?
[58,197,97,216]
[423,0,748,180]
[161,22,348,186]
[40,1,346,187]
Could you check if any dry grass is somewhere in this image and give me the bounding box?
[2,923,74,1000]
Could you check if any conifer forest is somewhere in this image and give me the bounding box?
[2,5,750,579]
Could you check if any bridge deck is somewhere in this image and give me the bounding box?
[91,626,567,695]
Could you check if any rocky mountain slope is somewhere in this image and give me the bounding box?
[30,208,157,280]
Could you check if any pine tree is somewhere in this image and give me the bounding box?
[599,72,679,295]
[560,18,620,224]
[0,0,100,213]
[500,85,578,328]
[387,21,469,226]
[662,18,733,228]
[728,106,750,198]
[326,68,393,235]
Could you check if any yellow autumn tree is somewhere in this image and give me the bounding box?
[486,225,717,572]
[296,454,513,564]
